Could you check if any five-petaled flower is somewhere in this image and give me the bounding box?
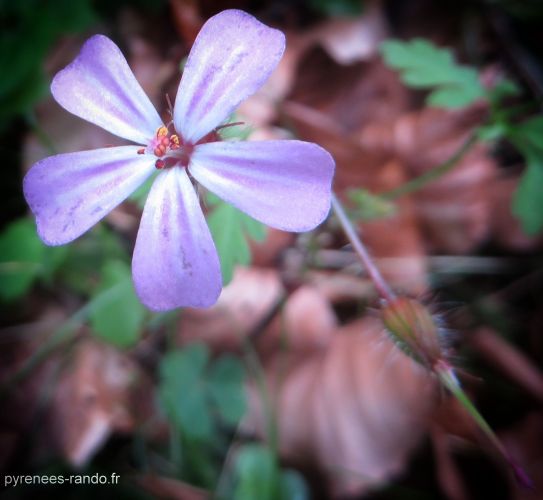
[23,9,335,311]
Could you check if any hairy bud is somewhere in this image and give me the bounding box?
[381,297,445,368]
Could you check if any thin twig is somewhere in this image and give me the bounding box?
[381,133,479,200]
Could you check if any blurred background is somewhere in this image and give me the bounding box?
[1,0,543,498]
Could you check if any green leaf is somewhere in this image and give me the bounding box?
[234,445,277,500]
[510,115,543,153]
[0,0,96,125]
[280,470,310,500]
[58,225,128,295]
[159,344,214,440]
[208,355,246,425]
[380,39,485,108]
[89,260,146,347]
[207,195,266,285]
[512,148,543,234]
[159,344,247,442]
[217,114,253,141]
[129,172,158,209]
[347,188,396,220]
[0,218,45,301]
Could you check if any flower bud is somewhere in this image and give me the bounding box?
[381,297,444,368]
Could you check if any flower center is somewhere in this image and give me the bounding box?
[137,121,246,170]
[137,126,194,170]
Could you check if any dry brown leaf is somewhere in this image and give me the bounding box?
[310,1,387,65]
[246,317,437,498]
[250,227,295,268]
[177,267,284,351]
[283,101,428,294]
[51,340,146,467]
[364,106,496,254]
[258,285,337,357]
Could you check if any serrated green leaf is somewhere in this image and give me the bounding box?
[380,38,485,109]
[89,260,145,347]
[208,355,246,425]
[512,148,543,234]
[0,218,45,301]
[207,197,267,285]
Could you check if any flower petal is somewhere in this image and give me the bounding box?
[189,140,335,231]
[23,146,155,245]
[51,35,163,145]
[132,168,221,311]
[173,10,285,144]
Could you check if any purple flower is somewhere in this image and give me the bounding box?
[23,9,335,311]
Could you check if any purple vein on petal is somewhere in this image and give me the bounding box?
[174,9,285,144]
[23,146,155,245]
[51,35,163,145]
[132,168,222,311]
[189,140,335,232]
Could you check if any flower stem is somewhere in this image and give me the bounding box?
[381,133,478,200]
[331,193,396,303]
[435,360,533,489]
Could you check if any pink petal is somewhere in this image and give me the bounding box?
[173,10,285,144]
[189,140,335,231]
[23,146,155,245]
[132,168,221,311]
[51,35,163,145]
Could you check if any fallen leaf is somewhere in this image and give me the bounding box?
[246,317,437,498]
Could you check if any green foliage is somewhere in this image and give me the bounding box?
[512,153,543,234]
[0,218,43,301]
[159,343,247,441]
[0,0,96,127]
[233,444,309,500]
[58,225,128,294]
[0,217,67,301]
[89,260,146,347]
[508,116,543,234]
[129,173,158,209]
[207,194,267,285]
[309,0,364,17]
[380,39,485,108]
[347,188,396,220]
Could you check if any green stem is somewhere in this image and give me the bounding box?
[435,361,533,488]
[381,133,478,200]
[331,193,396,302]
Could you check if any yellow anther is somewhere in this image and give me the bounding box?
[156,126,168,137]
[170,134,180,148]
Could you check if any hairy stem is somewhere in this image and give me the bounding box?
[331,193,396,303]
[435,361,533,489]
